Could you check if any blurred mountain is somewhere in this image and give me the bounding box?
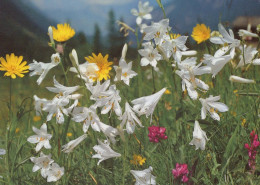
[0,0,55,60]
[152,0,260,34]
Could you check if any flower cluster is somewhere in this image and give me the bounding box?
[148,125,168,143]
[244,130,260,172]
[172,163,189,183]
[130,154,146,166]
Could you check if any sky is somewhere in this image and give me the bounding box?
[22,0,170,36]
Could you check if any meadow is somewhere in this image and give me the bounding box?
[0,1,260,184]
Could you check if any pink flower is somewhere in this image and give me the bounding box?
[148,126,167,143]
[245,130,260,172]
[172,163,189,183]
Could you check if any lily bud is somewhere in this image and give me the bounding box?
[69,49,79,68]
[229,75,255,84]
[121,44,128,60]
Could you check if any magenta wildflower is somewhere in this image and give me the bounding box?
[244,130,260,173]
[172,163,189,183]
[148,125,167,143]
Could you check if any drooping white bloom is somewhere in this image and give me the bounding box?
[86,80,110,101]
[176,58,211,100]
[130,166,156,185]
[237,45,260,68]
[114,44,137,85]
[30,152,54,178]
[69,49,99,82]
[159,34,188,60]
[203,53,231,77]
[98,122,119,144]
[229,75,255,84]
[29,53,61,85]
[189,121,209,150]
[138,42,162,68]
[72,106,102,133]
[27,123,52,152]
[210,23,240,58]
[96,85,122,117]
[120,102,143,134]
[62,134,87,153]
[238,29,258,38]
[46,76,80,95]
[131,88,166,122]
[43,95,70,124]
[131,1,153,25]
[92,140,121,165]
[199,95,229,121]
[143,19,171,45]
[34,95,50,116]
[46,163,64,182]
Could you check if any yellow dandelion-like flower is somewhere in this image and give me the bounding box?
[67,132,72,137]
[191,24,211,44]
[52,23,75,42]
[85,53,113,81]
[130,154,146,166]
[0,53,29,79]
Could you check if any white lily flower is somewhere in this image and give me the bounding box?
[189,121,209,150]
[29,58,59,85]
[130,166,156,185]
[30,152,54,178]
[92,140,121,165]
[120,102,143,134]
[27,123,52,152]
[34,95,50,116]
[46,163,64,182]
[97,85,122,117]
[131,1,153,25]
[176,58,211,100]
[98,122,119,144]
[46,76,80,95]
[143,19,171,45]
[62,134,87,153]
[238,29,258,38]
[237,45,260,68]
[43,95,70,124]
[132,88,166,122]
[229,75,255,84]
[203,53,231,77]
[159,34,188,60]
[199,95,229,121]
[114,44,137,85]
[210,23,240,58]
[69,49,99,82]
[86,80,110,101]
[138,42,162,68]
[72,106,102,133]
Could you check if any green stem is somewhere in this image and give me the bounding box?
[60,57,69,86]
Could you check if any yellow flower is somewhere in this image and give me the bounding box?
[67,133,72,137]
[85,53,113,81]
[164,89,171,94]
[191,24,211,44]
[52,23,75,42]
[0,53,29,79]
[33,116,41,122]
[130,154,146,166]
[15,128,20,133]
[241,118,246,127]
